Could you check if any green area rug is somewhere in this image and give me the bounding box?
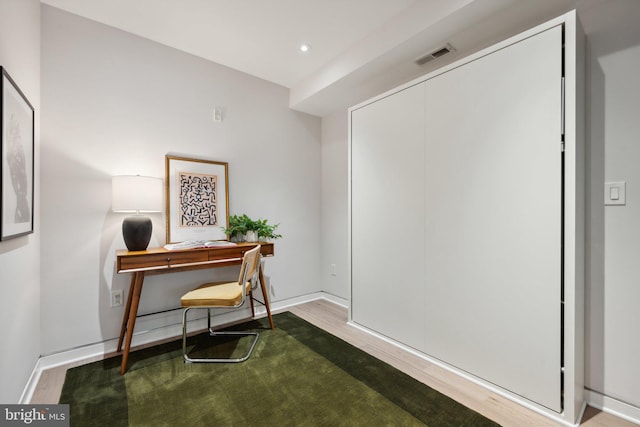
[60,312,500,426]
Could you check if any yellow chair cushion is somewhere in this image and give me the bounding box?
[181,281,250,307]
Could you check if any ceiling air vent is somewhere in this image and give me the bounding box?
[414,44,455,66]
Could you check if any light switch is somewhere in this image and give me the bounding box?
[604,181,626,206]
[213,107,223,122]
[610,187,619,200]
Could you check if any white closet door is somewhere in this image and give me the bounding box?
[351,83,426,350]
[423,26,563,411]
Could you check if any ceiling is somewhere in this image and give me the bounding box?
[40,0,580,116]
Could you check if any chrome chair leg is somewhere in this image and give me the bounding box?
[182,307,259,363]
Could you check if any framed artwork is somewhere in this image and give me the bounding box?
[1,67,34,241]
[165,155,229,243]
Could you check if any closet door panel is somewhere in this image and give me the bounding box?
[423,26,563,411]
[351,83,426,350]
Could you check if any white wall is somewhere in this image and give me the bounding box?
[0,0,41,403]
[582,0,640,411]
[2,0,635,415]
[320,110,348,299]
[320,0,640,417]
[40,5,321,355]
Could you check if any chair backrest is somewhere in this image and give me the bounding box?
[237,245,261,288]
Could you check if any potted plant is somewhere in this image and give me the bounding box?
[225,214,282,242]
[225,214,250,241]
[251,218,282,241]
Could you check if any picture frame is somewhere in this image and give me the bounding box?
[165,155,229,243]
[1,67,34,241]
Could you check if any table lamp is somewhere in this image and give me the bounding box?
[112,175,163,251]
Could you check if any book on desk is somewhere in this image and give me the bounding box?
[163,240,238,251]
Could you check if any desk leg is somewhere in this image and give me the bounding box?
[258,265,274,330]
[120,272,145,375]
[117,275,137,352]
[248,288,256,318]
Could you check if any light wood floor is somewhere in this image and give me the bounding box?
[31,299,637,427]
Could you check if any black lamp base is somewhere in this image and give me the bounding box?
[122,215,152,251]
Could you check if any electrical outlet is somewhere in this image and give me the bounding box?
[111,290,124,307]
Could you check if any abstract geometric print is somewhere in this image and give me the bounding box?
[177,172,218,227]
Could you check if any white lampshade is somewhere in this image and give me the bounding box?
[112,175,163,213]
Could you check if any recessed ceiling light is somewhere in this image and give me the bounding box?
[300,43,311,53]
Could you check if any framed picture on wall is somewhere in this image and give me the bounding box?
[165,155,229,243]
[1,67,35,241]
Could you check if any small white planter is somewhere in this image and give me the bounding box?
[245,230,258,242]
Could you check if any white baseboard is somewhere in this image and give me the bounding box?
[273,291,347,310]
[21,292,340,403]
[32,290,639,427]
[346,318,640,426]
[19,359,44,405]
[320,292,348,307]
[347,319,583,427]
[586,388,640,425]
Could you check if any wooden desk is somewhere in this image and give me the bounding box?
[116,242,274,374]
